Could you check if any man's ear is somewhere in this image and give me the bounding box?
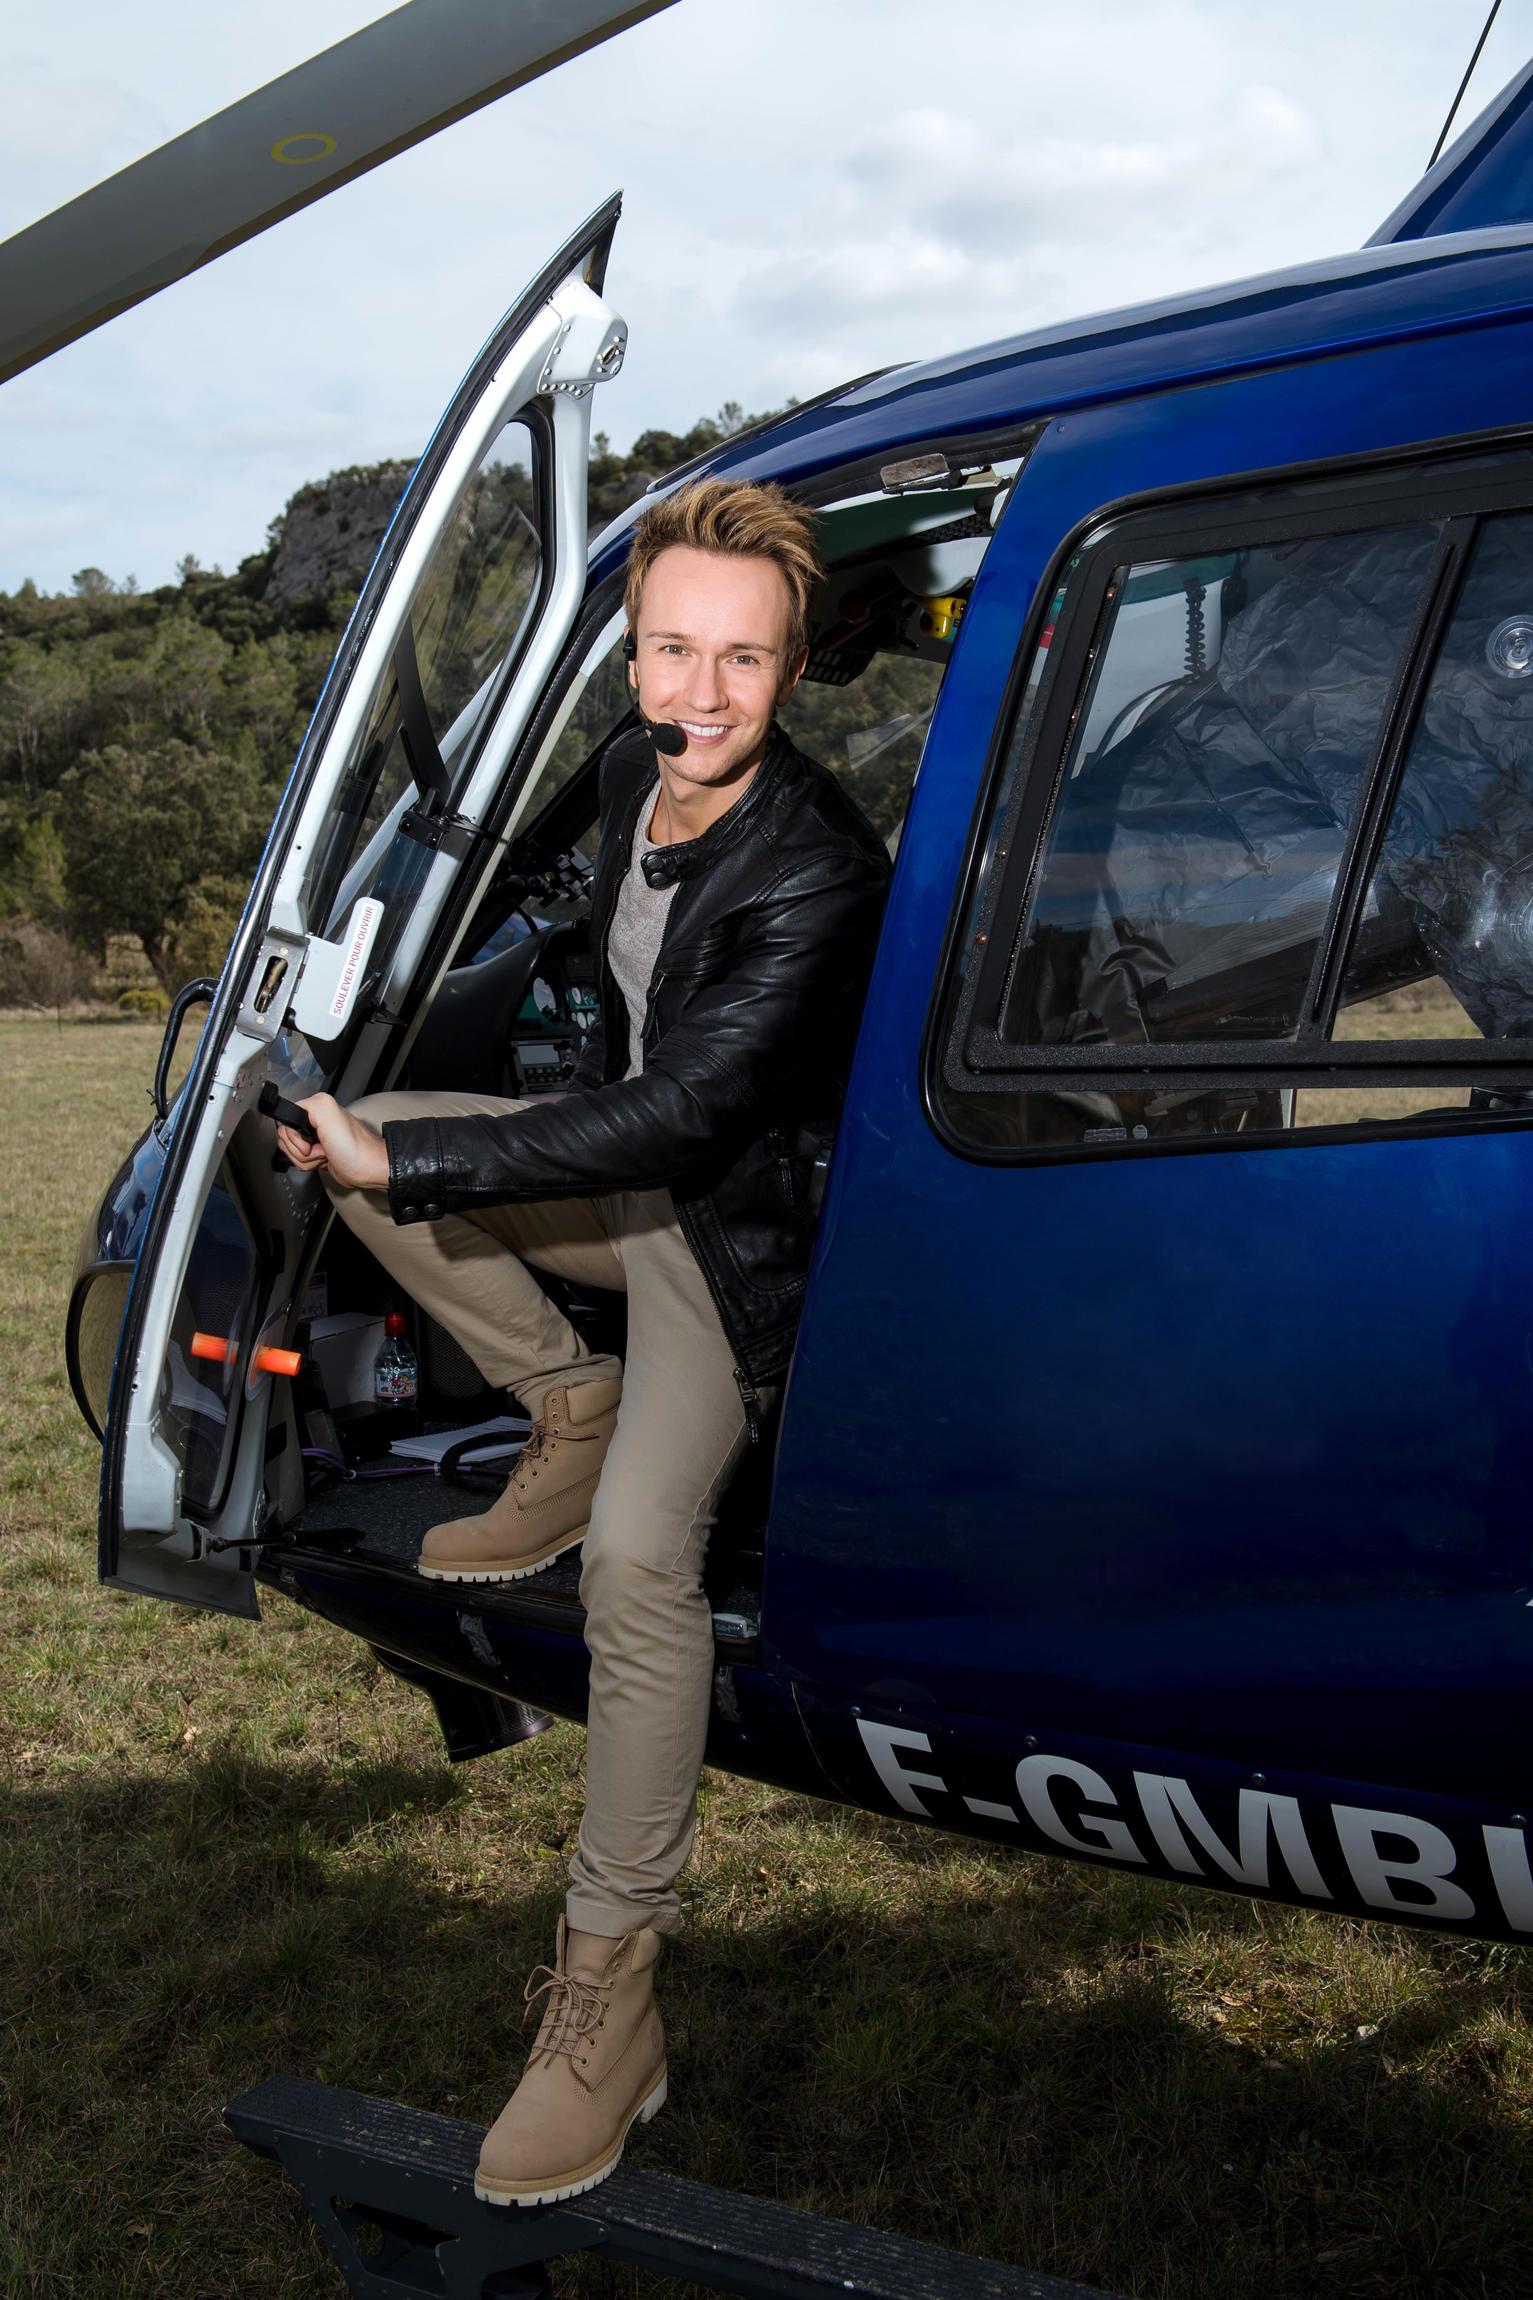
[777,646,809,709]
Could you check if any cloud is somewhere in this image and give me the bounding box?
[725,73,1329,398]
[848,87,1324,246]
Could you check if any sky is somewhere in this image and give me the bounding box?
[1,0,1529,594]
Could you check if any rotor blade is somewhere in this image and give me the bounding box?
[0,0,676,386]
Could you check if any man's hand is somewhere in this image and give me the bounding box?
[275,1094,390,1192]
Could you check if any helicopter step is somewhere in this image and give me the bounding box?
[224,2074,1121,2300]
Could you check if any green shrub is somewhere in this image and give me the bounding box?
[116,985,168,1018]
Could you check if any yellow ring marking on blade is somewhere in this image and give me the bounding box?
[271,133,338,166]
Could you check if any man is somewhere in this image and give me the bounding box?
[276,476,892,2205]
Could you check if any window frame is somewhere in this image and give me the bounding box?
[929,437,1533,1162]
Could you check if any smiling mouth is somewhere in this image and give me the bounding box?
[678,721,732,742]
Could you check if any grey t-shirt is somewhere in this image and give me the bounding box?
[608,778,680,1081]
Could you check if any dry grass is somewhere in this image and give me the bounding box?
[4,1018,1533,2299]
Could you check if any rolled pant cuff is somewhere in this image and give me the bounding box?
[564,1888,682,1939]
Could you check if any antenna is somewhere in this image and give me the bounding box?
[1428,0,1505,170]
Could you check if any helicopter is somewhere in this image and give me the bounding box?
[31,3,1533,1952]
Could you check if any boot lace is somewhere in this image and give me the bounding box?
[522,1963,609,2060]
[516,1420,552,1474]
[515,1414,601,1482]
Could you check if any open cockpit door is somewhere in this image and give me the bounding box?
[99,197,627,1613]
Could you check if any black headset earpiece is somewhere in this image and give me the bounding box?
[621,631,636,661]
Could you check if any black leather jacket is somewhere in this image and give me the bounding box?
[383,723,892,1412]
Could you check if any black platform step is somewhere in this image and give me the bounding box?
[225,2075,1121,2300]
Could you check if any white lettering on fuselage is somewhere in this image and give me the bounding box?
[856,1720,949,1817]
[1483,1825,1533,1928]
[1134,1773,1331,1900]
[851,1717,1533,1935]
[1017,1754,1147,1864]
[1331,1805,1475,1922]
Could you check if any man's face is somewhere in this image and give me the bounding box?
[631,543,803,788]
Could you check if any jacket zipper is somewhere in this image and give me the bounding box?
[734,1367,763,1445]
[768,1126,800,1207]
[642,969,666,1052]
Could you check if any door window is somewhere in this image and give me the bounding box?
[936,469,1533,1156]
[305,415,544,943]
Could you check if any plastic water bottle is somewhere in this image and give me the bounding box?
[373,1311,418,1407]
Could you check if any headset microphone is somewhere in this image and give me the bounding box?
[622,632,689,756]
[645,716,689,757]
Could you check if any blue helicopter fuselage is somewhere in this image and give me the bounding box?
[78,186,1533,1946]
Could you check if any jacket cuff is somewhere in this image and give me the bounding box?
[384,1115,453,1224]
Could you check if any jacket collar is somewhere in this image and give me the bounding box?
[623,726,792,888]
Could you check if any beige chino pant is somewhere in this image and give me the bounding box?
[325,1091,755,1938]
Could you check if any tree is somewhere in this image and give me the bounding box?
[0,639,88,804]
[160,873,249,992]
[0,793,68,922]
[89,615,232,749]
[58,738,270,975]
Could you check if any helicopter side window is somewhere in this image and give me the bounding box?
[1340,510,1533,1038]
[1299,509,1533,1128]
[999,525,1438,1050]
[936,467,1533,1157]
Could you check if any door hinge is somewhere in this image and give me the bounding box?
[538,281,627,397]
[398,804,480,862]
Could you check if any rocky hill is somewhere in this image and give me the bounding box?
[259,406,771,609]
[264,461,415,606]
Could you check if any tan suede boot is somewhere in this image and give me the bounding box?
[474,1918,667,2207]
[418,1378,622,1582]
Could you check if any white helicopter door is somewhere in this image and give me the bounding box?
[99,197,627,1614]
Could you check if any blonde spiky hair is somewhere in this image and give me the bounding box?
[623,477,821,672]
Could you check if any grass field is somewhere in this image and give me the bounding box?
[5,1017,1533,2300]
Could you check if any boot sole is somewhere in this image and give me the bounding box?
[417,1525,590,1583]
[473,2067,668,2208]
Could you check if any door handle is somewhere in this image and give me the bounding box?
[153,977,219,1126]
